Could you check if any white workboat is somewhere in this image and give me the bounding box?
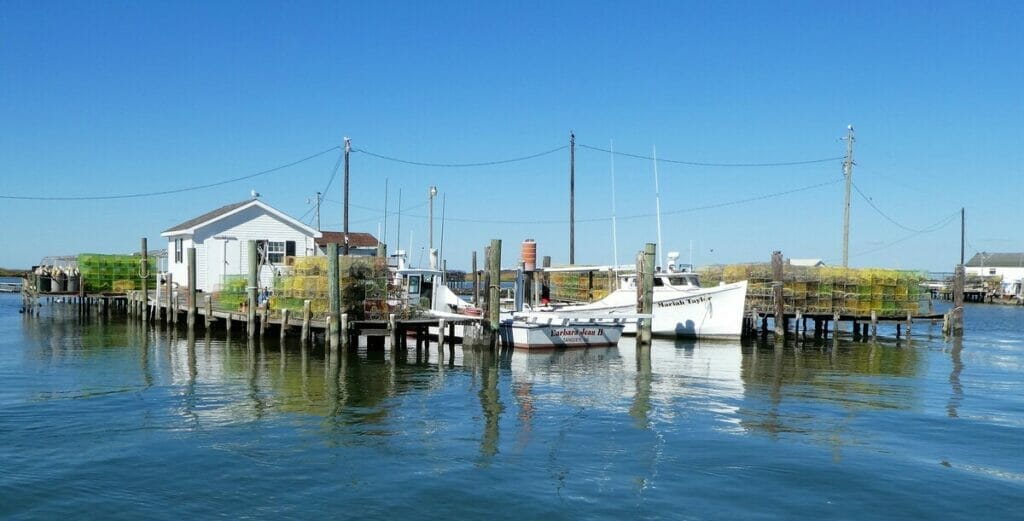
[553,269,748,339]
[500,314,626,350]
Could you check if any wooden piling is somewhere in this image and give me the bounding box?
[328,314,338,350]
[205,295,213,328]
[870,310,878,340]
[260,306,268,338]
[341,313,350,350]
[141,238,149,324]
[481,270,491,326]
[771,251,785,339]
[487,239,501,333]
[951,264,965,336]
[187,247,197,330]
[281,309,289,342]
[389,313,398,351]
[471,251,479,306]
[301,300,311,343]
[165,273,173,325]
[327,243,340,349]
[247,240,258,339]
[438,319,447,361]
[639,243,655,345]
[906,312,912,338]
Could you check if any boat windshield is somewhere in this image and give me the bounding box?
[665,275,701,288]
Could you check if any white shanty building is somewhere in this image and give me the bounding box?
[161,198,321,292]
[965,252,1024,297]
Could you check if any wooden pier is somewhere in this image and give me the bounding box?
[737,251,961,341]
[21,238,497,351]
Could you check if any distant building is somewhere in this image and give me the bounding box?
[788,258,826,267]
[315,231,381,257]
[161,198,321,291]
[965,252,1024,297]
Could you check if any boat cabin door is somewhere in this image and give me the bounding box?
[405,274,422,307]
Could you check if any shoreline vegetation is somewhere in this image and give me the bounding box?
[0,268,29,278]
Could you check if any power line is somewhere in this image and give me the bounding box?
[0,146,341,201]
[415,178,841,225]
[851,181,931,233]
[322,197,427,214]
[577,143,845,167]
[846,211,960,259]
[352,145,568,168]
[299,148,345,225]
[320,149,345,197]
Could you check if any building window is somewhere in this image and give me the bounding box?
[267,241,285,264]
[989,268,997,276]
[174,238,183,263]
[285,240,296,257]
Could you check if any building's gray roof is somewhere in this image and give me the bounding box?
[966,252,1024,268]
[163,199,252,234]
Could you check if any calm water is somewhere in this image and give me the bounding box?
[2,294,1023,519]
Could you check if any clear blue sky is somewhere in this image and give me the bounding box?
[2,1,1021,271]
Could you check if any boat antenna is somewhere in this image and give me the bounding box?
[653,145,664,270]
[409,230,414,267]
[382,178,388,250]
[439,192,447,272]
[610,139,619,268]
[396,188,402,258]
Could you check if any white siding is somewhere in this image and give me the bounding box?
[190,205,315,292]
[966,266,1024,282]
[165,236,194,289]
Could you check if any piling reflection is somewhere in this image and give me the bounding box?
[630,345,652,428]
[948,338,964,418]
[739,338,923,443]
[466,347,503,464]
[15,303,934,460]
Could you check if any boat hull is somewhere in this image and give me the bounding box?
[559,280,748,338]
[500,317,625,350]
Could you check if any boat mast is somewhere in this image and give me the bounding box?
[653,145,664,270]
[610,139,619,268]
[382,178,388,252]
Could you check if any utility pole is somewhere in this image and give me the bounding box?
[343,137,351,256]
[428,186,438,270]
[569,131,575,265]
[315,191,322,232]
[842,125,855,267]
[960,207,965,265]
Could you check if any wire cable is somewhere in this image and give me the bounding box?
[852,181,932,233]
[0,146,341,201]
[846,211,960,260]
[577,143,845,167]
[412,178,841,225]
[352,145,568,168]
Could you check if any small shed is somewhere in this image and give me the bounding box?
[788,258,826,267]
[161,198,321,291]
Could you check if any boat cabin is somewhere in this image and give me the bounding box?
[388,250,441,309]
[619,272,702,290]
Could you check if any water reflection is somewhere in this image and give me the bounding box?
[738,338,923,449]
[948,338,964,418]
[467,347,503,464]
[16,304,930,454]
[630,345,652,428]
